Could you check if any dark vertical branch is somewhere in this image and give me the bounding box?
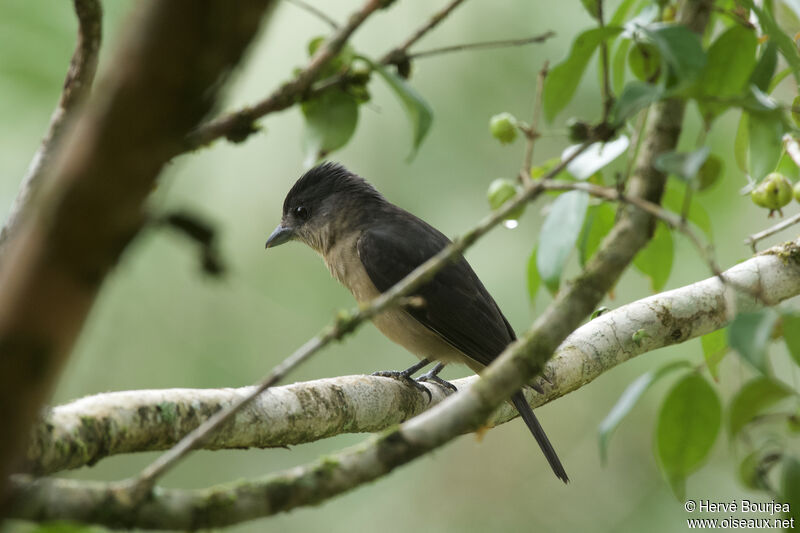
[0,0,277,510]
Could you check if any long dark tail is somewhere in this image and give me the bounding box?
[511,391,569,483]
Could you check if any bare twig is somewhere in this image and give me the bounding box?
[284,0,338,28]
[520,61,549,184]
[116,141,595,503]
[407,33,555,60]
[0,0,102,255]
[745,212,800,252]
[185,0,386,149]
[378,0,469,65]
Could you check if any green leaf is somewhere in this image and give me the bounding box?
[537,190,590,293]
[729,376,792,437]
[745,0,800,85]
[307,36,356,78]
[662,180,713,239]
[782,312,800,367]
[612,38,631,95]
[654,146,710,182]
[610,0,640,26]
[639,23,706,89]
[301,88,359,166]
[543,26,624,122]
[776,149,800,181]
[633,222,673,292]
[580,0,600,19]
[598,360,691,464]
[563,135,630,179]
[368,60,433,160]
[748,110,785,180]
[782,456,800,524]
[738,450,765,490]
[750,41,778,92]
[656,373,721,500]
[527,246,541,304]
[696,24,758,122]
[487,178,517,209]
[793,96,800,128]
[701,328,728,381]
[579,202,617,267]
[728,309,779,373]
[611,81,663,124]
[768,67,795,93]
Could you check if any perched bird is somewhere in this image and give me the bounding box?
[265,162,568,482]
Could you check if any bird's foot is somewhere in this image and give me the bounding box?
[371,358,432,400]
[416,363,457,393]
[372,369,432,400]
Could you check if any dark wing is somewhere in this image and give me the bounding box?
[356,213,515,367]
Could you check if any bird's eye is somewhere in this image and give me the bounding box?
[294,205,310,220]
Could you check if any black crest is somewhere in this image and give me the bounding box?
[283,162,383,215]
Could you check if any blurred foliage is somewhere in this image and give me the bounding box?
[4,0,800,532]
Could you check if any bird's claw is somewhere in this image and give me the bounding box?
[371,370,432,401]
[417,371,457,393]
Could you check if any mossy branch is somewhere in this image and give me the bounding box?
[18,238,800,479]
[11,237,800,528]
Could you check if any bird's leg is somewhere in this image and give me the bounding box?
[372,358,432,399]
[416,362,457,392]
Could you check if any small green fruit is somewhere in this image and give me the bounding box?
[752,172,793,216]
[489,113,518,144]
[794,180,800,203]
[487,178,525,221]
[751,186,769,208]
[628,42,661,83]
[696,155,722,191]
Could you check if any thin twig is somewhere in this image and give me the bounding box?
[185,0,384,149]
[520,61,549,184]
[745,212,800,252]
[284,0,339,28]
[407,33,555,60]
[379,0,469,64]
[116,141,595,503]
[0,0,102,255]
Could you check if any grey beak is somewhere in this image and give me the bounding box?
[265,224,294,249]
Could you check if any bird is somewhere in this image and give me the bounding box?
[265,162,568,482]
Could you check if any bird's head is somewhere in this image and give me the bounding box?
[265,162,384,253]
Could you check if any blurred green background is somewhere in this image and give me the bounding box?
[2,1,799,532]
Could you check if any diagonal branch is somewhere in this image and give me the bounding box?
[10,1,714,524]
[184,0,388,149]
[114,141,594,502]
[0,0,103,255]
[20,237,800,478]
[11,237,800,528]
